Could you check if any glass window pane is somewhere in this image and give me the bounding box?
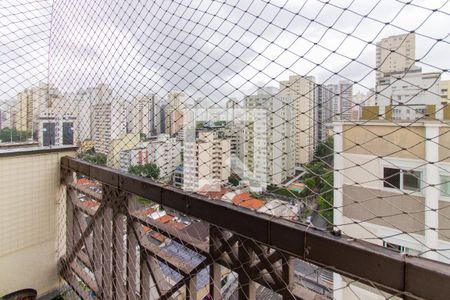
[384,168,400,189]
[441,175,450,197]
[403,170,421,191]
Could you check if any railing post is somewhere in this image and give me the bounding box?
[127,197,139,300]
[112,200,127,299]
[64,170,75,260]
[102,206,113,299]
[238,238,256,300]
[140,250,151,300]
[93,205,103,296]
[281,256,295,300]
[209,225,223,300]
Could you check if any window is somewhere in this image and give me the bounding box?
[383,167,421,192]
[441,175,450,197]
[383,242,420,256]
[384,168,400,189]
[403,170,421,191]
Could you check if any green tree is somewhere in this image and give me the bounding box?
[313,137,334,166]
[0,128,31,142]
[77,151,107,166]
[228,174,240,186]
[129,163,160,180]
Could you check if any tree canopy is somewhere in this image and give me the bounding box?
[0,128,31,142]
[128,163,160,180]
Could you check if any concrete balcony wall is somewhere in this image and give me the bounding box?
[0,147,76,297]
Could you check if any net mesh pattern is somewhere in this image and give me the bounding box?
[0,0,450,299]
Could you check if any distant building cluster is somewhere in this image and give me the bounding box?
[0,32,449,198]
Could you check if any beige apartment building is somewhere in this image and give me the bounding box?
[92,96,127,154]
[14,83,60,133]
[376,33,416,83]
[333,120,450,299]
[129,94,161,137]
[279,75,315,166]
[441,80,450,104]
[165,91,185,137]
[183,130,230,192]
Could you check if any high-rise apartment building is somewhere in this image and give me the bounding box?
[376,33,416,83]
[128,95,161,138]
[315,84,334,141]
[339,80,353,121]
[73,84,112,143]
[165,91,185,137]
[14,83,60,134]
[279,75,315,166]
[92,91,126,154]
[244,88,295,187]
[183,130,231,192]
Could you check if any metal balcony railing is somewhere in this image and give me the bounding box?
[60,156,450,300]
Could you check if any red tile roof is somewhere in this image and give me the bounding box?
[232,193,264,210]
[76,178,99,187]
[157,214,174,224]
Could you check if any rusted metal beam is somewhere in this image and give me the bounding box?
[61,157,450,300]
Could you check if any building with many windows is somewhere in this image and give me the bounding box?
[128,95,161,138]
[375,67,441,120]
[279,75,315,166]
[376,33,416,83]
[120,134,181,181]
[92,94,127,155]
[244,88,295,188]
[183,130,231,192]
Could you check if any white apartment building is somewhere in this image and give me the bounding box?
[315,84,334,141]
[376,67,441,120]
[93,96,126,154]
[128,95,161,137]
[244,89,295,188]
[279,75,315,166]
[376,33,416,83]
[326,81,353,121]
[120,134,181,181]
[183,130,231,192]
[339,80,353,121]
[333,120,450,300]
[224,122,245,162]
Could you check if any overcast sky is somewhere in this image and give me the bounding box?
[1,0,449,106]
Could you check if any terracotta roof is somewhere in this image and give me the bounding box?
[198,185,230,199]
[141,207,156,217]
[81,200,99,208]
[232,193,264,210]
[157,214,174,224]
[76,178,99,187]
[151,232,167,243]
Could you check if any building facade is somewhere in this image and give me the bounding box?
[128,95,161,138]
[120,134,181,181]
[376,33,416,83]
[376,67,441,120]
[333,120,450,299]
[244,89,295,187]
[92,95,127,154]
[183,130,231,192]
[279,75,315,166]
